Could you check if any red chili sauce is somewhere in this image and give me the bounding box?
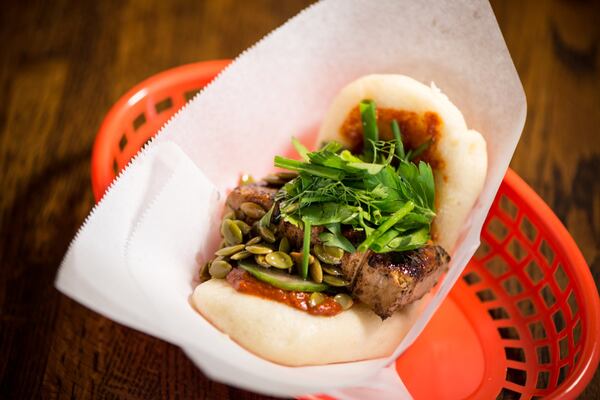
[340,106,444,169]
[226,268,342,316]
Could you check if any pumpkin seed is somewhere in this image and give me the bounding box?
[278,237,290,253]
[258,224,276,243]
[322,265,343,276]
[223,211,236,221]
[240,202,266,219]
[234,220,252,235]
[265,251,293,269]
[334,293,353,310]
[246,236,262,245]
[323,275,349,287]
[221,219,243,245]
[209,260,232,279]
[215,244,245,257]
[281,202,299,214]
[255,254,271,268]
[308,292,325,308]
[314,244,344,265]
[239,173,254,185]
[230,250,252,260]
[276,171,299,181]
[198,260,211,282]
[309,257,323,283]
[290,252,314,266]
[246,244,274,255]
[218,239,227,249]
[263,174,285,185]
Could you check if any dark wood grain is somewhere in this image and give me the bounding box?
[0,0,598,399]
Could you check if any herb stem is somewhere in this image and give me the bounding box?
[391,120,405,159]
[301,217,312,279]
[274,156,344,180]
[360,100,378,161]
[358,201,415,252]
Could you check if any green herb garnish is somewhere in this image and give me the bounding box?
[359,99,379,161]
[274,102,436,277]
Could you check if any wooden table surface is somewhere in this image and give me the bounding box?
[1,0,598,398]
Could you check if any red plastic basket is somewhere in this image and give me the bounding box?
[92,61,600,399]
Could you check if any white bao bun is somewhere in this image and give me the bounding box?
[192,279,426,366]
[193,75,487,366]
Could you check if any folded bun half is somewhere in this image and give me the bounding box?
[193,279,425,366]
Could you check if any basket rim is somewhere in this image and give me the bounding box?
[90,61,600,398]
[91,60,231,200]
[502,169,600,399]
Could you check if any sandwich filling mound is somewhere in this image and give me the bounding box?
[192,74,487,366]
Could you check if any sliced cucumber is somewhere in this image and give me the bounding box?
[237,260,329,292]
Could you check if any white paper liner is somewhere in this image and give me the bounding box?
[57,0,526,397]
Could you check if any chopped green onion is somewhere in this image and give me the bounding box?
[359,100,378,161]
[274,156,344,180]
[358,201,415,252]
[391,120,405,159]
[407,139,431,161]
[292,137,310,161]
[301,217,312,279]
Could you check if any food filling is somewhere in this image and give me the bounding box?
[199,100,450,319]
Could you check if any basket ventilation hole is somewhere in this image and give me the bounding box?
[536,371,550,389]
[502,276,524,296]
[516,298,537,317]
[463,271,481,285]
[486,256,510,277]
[559,336,569,360]
[574,350,581,364]
[525,260,544,285]
[536,345,551,364]
[506,368,527,386]
[540,284,556,308]
[133,112,147,131]
[155,97,173,114]
[529,321,547,340]
[505,347,526,362]
[498,327,520,340]
[118,133,128,152]
[558,365,569,385]
[488,307,510,320]
[476,288,497,302]
[488,217,509,242]
[573,320,582,345]
[553,264,569,292]
[184,88,201,101]
[567,291,579,317]
[507,238,527,262]
[519,216,537,242]
[499,195,519,219]
[553,310,566,333]
[540,240,555,266]
[496,387,521,400]
[474,239,491,260]
[112,159,119,176]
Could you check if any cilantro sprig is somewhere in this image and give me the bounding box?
[274,100,435,279]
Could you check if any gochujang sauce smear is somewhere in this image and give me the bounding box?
[340,107,443,168]
[226,268,342,316]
